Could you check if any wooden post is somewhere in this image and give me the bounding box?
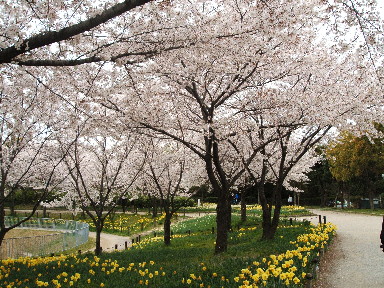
[323,216,327,224]
[125,241,128,250]
[318,215,322,224]
[380,216,384,252]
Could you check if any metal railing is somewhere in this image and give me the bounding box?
[0,217,89,259]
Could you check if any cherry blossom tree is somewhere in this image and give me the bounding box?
[2,0,384,255]
[93,0,384,254]
[141,138,204,245]
[51,114,146,255]
[0,66,71,248]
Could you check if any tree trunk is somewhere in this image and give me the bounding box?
[0,194,8,248]
[261,205,274,239]
[95,225,103,255]
[163,213,172,246]
[152,198,158,218]
[369,190,375,210]
[240,191,246,223]
[215,190,230,254]
[0,210,9,248]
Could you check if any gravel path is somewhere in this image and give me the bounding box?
[88,232,137,252]
[305,209,384,288]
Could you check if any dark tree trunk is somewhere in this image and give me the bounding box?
[241,191,246,223]
[369,190,375,210]
[215,192,230,254]
[163,213,172,246]
[320,185,328,207]
[95,223,103,255]
[152,198,158,218]
[0,208,9,248]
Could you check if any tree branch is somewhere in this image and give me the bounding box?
[0,0,153,64]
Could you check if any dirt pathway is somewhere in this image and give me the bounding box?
[305,210,384,288]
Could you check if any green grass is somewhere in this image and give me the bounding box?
[316,207,384,216]
[0,212,334,288]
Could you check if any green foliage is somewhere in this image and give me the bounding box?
[326,130,384,182]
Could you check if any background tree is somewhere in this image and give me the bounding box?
[326,129,384,209]
[142,139,203,245]
[52,116,145,255]
[0,69,70,247]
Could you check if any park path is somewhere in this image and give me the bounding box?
[87,212,211,253]
[88,230,153,252]
[304,209,384,288]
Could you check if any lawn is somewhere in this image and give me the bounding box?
[0,208,336,288]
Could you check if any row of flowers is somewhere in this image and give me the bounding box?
[0,221,336,287]
[80,213,166,234]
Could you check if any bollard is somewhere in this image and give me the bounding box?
[305,273,314,288]
[138,235,141,242]
[136,236,139,243]
[154,232,157,237]
[380,216,384,252]
[289,218,293,225]
[318,215,322,224]
[125,241,128,250]
[132,238,135,244]
[323,216,327,224]
[115,244,118,250]
[188,230,191,236]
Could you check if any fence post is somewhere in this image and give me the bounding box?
[318,215,322,224]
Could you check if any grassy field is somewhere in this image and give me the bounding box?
[311,206,384,216]
[4,229,57,239]
[0,207,336,288]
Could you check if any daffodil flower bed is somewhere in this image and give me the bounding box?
[232,205,310,217]
[80,213,166,235]
[0,218,335,288]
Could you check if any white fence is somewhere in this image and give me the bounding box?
[1,217,89,259]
